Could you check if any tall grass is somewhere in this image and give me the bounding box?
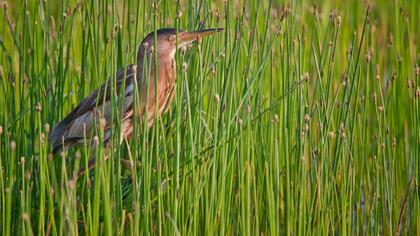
[0,0,419,235]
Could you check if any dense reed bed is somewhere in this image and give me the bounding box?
[0,0,419,234]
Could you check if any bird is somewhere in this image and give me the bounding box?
[49,28,223,172]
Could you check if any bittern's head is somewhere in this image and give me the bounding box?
[137,28,223,65]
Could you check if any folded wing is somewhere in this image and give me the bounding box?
[50,65,137,153]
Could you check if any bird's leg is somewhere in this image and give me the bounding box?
[74,140,112,181]
[122,139,136,181]
[74,140,138,181]
[76,156,99,178]
[120,159,134,180]
[75,154,136,181]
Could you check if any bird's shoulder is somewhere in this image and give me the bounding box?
[49,65,137,150]
[76,65,137,117]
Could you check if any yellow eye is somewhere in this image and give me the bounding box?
[168,36,175,42]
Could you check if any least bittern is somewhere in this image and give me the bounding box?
[50,28,223,173]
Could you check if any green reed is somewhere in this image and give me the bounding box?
[0,0,419,235]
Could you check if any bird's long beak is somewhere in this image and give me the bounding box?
[178,28,224,47]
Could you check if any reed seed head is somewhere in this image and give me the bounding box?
[35,102,42,112]
[407,79,412,89]
[312,148,318,157]
[93,136,99,145]
[44,123,50,134]
[246,105,251,114]
[330,10,337,19]
[1,1,9,10]
[272,114,279,124]
[304,123,309,132]
[339,123,346,139]
[25,170,31,181]
[182,62,188,72]
[387,32,393,47]
[99,118,106,129]
[311,4,318,16]
[366,52,372,63]
[75,151,81,160]
[22,213,29,221]
[303,72,309,82]
[372,93,377,104]
[215,94,220,103]
[10,140,16,150]
[304,114,310,122]
[211,64,216,75]
[335,16,342,27]
[60,151,66,158]
[152,1,158,11]
[67,180,75,191]
[391,72,396,81]
[219,50,225,58]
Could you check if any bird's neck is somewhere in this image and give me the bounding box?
[136,54,176,83]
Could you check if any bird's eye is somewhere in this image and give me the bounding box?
[168,36,175,42]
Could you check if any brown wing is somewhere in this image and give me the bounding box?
[50,65,137,153]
